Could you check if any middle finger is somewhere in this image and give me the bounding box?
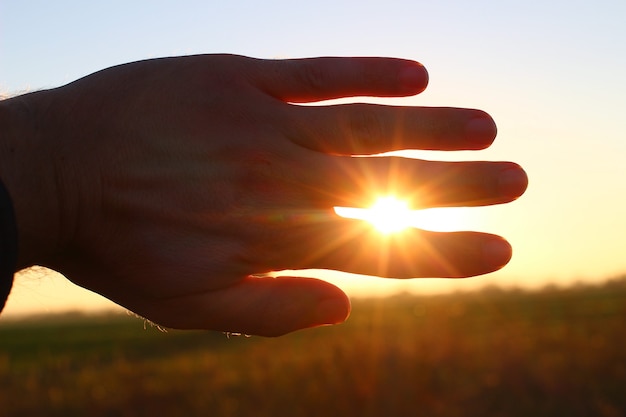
[299,155,528,209]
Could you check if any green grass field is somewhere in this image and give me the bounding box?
[1,278,625,417]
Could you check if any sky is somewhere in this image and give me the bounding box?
[1,0,626,315]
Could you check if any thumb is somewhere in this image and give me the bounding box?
[136,275,351,337]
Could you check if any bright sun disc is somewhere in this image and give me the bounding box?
[366,196,413,233]
[334,196,414,234]
[335,198,474,234]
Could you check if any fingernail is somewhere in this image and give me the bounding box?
[482,240,512,269]
[499,167,529,198]
[314,297,350,326]
[465,117,497,148]
[399,65,429,93]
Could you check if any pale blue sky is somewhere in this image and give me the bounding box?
[1,0,626,314]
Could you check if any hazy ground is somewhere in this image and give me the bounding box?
[1,278,625,417]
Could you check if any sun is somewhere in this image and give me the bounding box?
[335,196,414,234]
[365,196,413,233]
[335,196,469,234]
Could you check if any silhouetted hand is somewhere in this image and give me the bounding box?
[0,55,527,336]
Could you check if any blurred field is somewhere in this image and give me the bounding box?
[1,278,625,417]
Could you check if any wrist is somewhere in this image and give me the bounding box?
[0,92,65,270]
[0,177,18,312]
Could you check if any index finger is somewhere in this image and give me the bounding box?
[250,57,429,103]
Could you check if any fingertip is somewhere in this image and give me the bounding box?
[465,113,498,149]
[313,292,351,326]
[398,63,429,94]
[254,276,350,336]
[499,164,529,200]
[482,238,513,272]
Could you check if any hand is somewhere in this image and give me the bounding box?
[0,54,527,336]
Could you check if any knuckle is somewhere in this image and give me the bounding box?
[295,63,331,94]
[347,105,386,153]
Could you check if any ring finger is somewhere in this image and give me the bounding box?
[245,215,513,278]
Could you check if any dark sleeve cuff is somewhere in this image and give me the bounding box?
[0,179,18,313]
